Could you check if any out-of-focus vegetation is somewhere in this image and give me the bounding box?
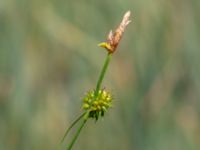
[0,0,200,150]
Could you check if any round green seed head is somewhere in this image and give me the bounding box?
[82,89,113,120]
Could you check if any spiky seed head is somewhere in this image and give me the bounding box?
[82,89,113,121]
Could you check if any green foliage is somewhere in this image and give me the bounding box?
[0,0,200,150]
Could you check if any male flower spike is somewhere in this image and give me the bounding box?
[99,11,131,53]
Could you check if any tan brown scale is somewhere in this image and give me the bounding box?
[99,11,131,53]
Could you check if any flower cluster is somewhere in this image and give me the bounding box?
[99,11,131,53]
[82,89,113,120]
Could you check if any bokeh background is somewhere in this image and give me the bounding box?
[0,0,200,150]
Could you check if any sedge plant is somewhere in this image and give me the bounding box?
[59,11,131,150]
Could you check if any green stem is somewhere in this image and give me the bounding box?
[60,112,85,145]
[64,52,112,150]
[67,119,87,150]
[94,53,112,97]
[85,53,112,120]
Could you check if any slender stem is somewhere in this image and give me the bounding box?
[64,52,112,150]
[60,112,85,145]
[67,119,87,150]
[94,53,112,97]
[85,53,112,120]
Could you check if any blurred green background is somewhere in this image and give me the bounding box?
[0,0,200,150]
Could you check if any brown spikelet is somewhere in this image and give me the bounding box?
[99,11,131,53]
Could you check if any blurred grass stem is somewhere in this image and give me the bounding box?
[60,112,85,144]
[67,119,87,150]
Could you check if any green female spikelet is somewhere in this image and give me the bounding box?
[82,89,113,121]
